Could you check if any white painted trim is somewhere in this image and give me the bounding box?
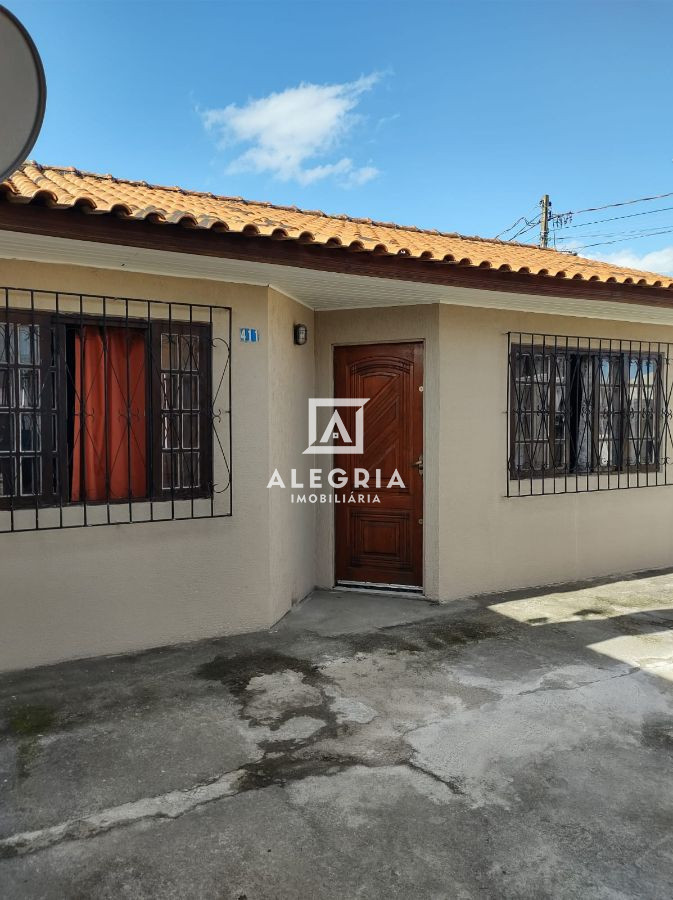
[266,281,312,311]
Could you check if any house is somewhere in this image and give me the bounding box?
[2,162,673,671]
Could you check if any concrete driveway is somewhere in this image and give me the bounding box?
[2,575,673,899]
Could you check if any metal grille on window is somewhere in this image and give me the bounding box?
[0,288,231,532]
[0,322,51,502]
[507,332,672,496]
[161,332,201,493]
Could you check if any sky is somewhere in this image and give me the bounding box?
[9,0,673,273]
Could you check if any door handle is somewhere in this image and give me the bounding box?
[411,454,423,476]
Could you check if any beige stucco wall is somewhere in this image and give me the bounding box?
[436,304,673,600]
[267,288,316,621]
[0,259,315,672]
[314,303,673,602]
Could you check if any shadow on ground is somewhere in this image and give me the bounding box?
[1,573,673,898]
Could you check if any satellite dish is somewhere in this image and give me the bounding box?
[0,5,46,181]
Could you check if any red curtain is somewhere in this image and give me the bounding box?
[71,326,147,501]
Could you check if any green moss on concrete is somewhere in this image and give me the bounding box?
[8,704,56,737]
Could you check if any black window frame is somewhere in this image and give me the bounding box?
[0,310,57,508]
[150,319,213,503]
[0,309,213,510]
[509,341,664,482]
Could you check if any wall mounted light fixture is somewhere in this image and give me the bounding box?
[293,323,308,346]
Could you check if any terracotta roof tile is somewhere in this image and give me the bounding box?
[2,162,672,290]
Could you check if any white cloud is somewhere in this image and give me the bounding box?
[202,74,382,187]
[584,245,673,276]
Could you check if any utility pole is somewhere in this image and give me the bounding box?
[539,194,551,248]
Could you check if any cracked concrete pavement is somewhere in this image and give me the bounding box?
[2,575,673,898]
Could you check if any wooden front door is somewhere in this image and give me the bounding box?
[334,342,423,588]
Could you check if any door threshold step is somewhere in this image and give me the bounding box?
[335,581,425,596]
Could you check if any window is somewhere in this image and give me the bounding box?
[0,320,51,501]
[508,333,672,496]
[0,289,232,530]
[155,325,211,497]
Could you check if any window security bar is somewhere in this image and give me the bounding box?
[507,331,673,497]
[0,287,231,531]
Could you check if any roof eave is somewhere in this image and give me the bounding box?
[1,197,673,309]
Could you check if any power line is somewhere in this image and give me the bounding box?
[494,216,527,240]
[573,227,673,252]
[509,219,541,241]
[555,224,673,242]
[494,204,540,240]
[552,203,673,230]
[545,191,673,254]
[551,189,673,221]
[498,189,673,249]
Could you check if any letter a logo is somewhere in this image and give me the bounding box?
[304,398,369,455]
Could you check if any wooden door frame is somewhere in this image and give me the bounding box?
[331,339,425,592]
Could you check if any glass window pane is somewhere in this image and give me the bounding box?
[0,324,14,364]
[0,413,14,451]
[519,443,548,472]
[553,413,565,442]
[642,357,657,384]
[20,413,41,452]
[515,352,529,381]
[161,333,179,370]
[20,457,40,496]
[515,412,532,442]
[180,335,199,371]
[162,415,180,450]
[162,452,180,489]
[572,357,592,471]
[515,352,541,381]
[0,458,14,496]
[0,370,12,407]
[18,325,39,364]
[182,452,200,488]
[531,353,550,382]
[182,374,198,409]
[554,442,566,467]
[161,374,179,410]
[595,355,622,469]
[182,414,199,449]
[19,369,39,408]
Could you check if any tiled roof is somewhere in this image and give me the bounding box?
[2,162,673,290]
